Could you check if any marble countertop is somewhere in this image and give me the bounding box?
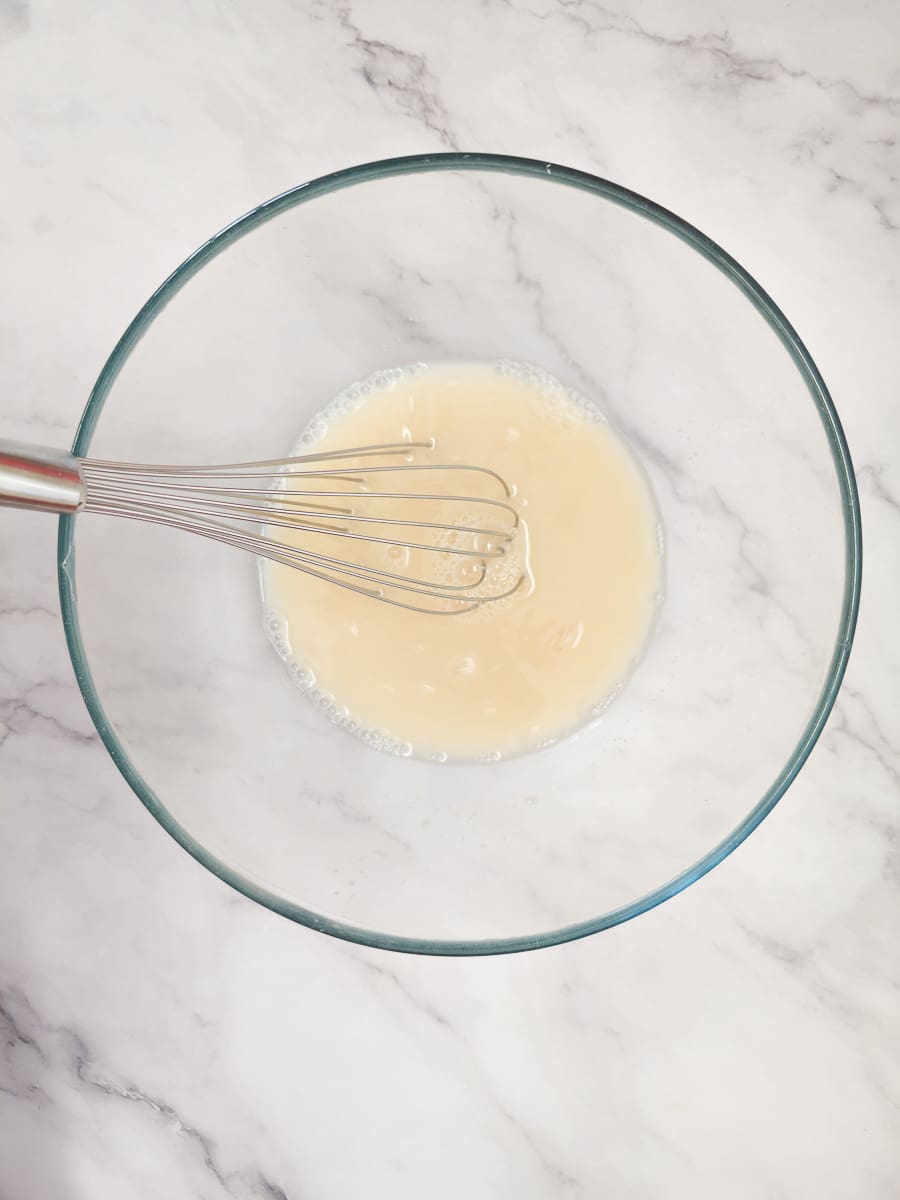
[2,1,898,1195]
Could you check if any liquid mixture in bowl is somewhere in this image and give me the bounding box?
[261,361,663,761]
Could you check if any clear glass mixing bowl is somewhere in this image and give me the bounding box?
[59,154,861,955]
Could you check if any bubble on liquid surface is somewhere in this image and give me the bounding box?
[450,655,478,677]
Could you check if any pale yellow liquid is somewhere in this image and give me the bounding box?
[262,361,662,761]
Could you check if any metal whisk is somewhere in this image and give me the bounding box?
[0,439,522,614]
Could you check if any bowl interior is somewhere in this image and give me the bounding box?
[61,156,859,952]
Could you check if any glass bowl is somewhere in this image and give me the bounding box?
[59,154,861,955]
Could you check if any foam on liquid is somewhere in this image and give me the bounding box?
[261,361,663,762]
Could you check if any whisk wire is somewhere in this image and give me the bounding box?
[75,442,523,615]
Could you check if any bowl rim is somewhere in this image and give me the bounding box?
[58,151,863,956]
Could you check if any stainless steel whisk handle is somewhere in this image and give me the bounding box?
[0,439,86,514]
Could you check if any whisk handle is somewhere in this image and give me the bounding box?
[0,439,85,514]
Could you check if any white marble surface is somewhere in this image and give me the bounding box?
[1,0,898,1195]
